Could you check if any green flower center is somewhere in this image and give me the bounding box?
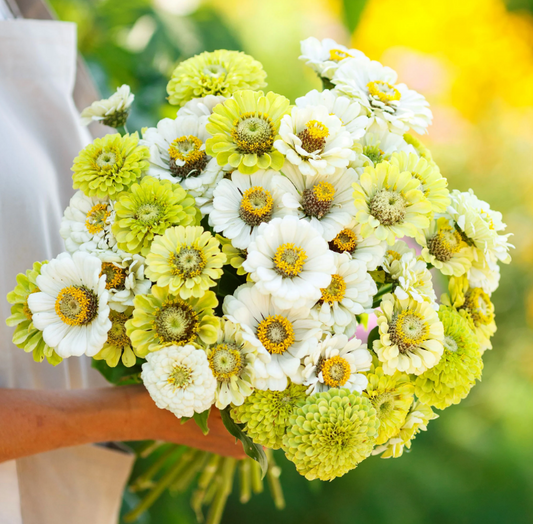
[389,310,429,353]
[55,285,98,326]
[168,364,193,389]
[238,186,274,226]
[168,135,208,178]
[203,64,226,78]
[372,391,395,418]
[100,262,127,290]
[369,189,407,226]
[297,120,329,154]
[170,247,207,278]
[302,181,335,218]
[154,299,199,345]
[443,335,458,353]
[135,203,162,225]
[208,343,243,381]
[428,227,463,262]
[106,311,131,349]
[96,149,118,169]
[231,112,275,155]
[363,145,385,165]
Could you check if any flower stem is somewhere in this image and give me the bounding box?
[206,457,237,524]
[239,458,252,504]
[265,450,285,510]
[170,449,209,494]
[372,283,394,308]
[250,457,264,494]
[130,444,181,492]
[191,454,222,522]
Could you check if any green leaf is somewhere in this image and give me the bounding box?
[342,0,368,33]
[367,326,380,352]
[91,357,144,385]
[221,408,268,478]
[193,409,210,436]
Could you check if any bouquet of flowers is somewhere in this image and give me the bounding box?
[6,36,513,523]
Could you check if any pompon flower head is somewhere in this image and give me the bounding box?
[420,217,474,277]
[206,90,290,174]
[205,318,256,409]
[231,382,308,449]
[328,220,387,271]
[277,164,359,241]
[415,306,482,410]
[275,105,355,177]
[353,160,433,245]
[80,85,134,128]
[93,309,136,367]
[112,176,198,256]
[72,133,150,199]
[60,191,116,254]
[126,286,219,357]
[363,362,414,445]
[243,216,335,310]
[141,344,216,419]
[332,57,433,135]
[209,170,295,250]
[374,293,444,375]
[223,283,322,391]
[389,151,449,214]
[27,252,111,358]
[177,95,226,119]
[6,261,62,366]
[145,225,226,299]
[167,50,267,107]
[216,235,247,276]
[300,333,372,394]
[372,400,437,459]
[282,388,379,481]
[458,287,496,352]
[299,37,367,81]
[311,253,376,337]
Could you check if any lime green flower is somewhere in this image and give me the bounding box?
[93,309,136,367]
[363,362,414,445]
[206,90,290,174]
[125,285,219,357]
[6,261,62,366]
[216,234,247,276]
[415,306,482,410]
[72,133,149,199]
[403,133,433,161]
[167,50,267,107]
[282,388,379,481]
[112,176,198,256]
[231,382,307,450]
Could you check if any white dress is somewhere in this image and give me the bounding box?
[0,18,133,524]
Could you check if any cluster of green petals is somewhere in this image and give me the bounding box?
[5,261,62,366]
[282,388,379,481]
[72,133,150,199]
[414,306,483,410]
[112,176,199,256]
[231,382,307,450]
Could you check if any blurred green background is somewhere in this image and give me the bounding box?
[47,0,533,522]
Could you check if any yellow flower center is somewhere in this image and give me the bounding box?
[480,209,495,230]
[168,364,193,390]
[100,262,128,290]
[238,186,274,226]
[463,288,494,326]
[170,246,207,279]
[297,120,329,154]
[273,243,307,278]
[302,181,336,218]
[55,285,98,326]
[321,356,351,388]
[256,315,295,355]
[388,310,429,353]
[428,227,464,262]
[85,203,111,235]
[231,112,275,155]
[93,146,123,171]
[106,310,131,349]
[208,343,243,381]
[153,298,199,346]
[386,250,402,262]
[22,289,39,321]
[320,274,346,304]
[329,228,358,254]
[369,189,407,226]
[329,49,353,62]
[367,80,401,103]
[168,135,208,178]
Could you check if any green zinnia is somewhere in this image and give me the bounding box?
[6,261,62,366]
[72,133,149,199]
[112,176,198,256]
[93,309,136,367]
[231,382,307,450]
[414,306,483,410]
[167,50,267,107]
[282,388,379,481]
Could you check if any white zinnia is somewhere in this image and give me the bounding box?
[223,283,322,391]
[243,216,335,310]
[275,105,355,177]
[28,251,111,358]
[468,250,500,294]
[177,95,226,118]
[141,345,216,419]
[80,85,134,127]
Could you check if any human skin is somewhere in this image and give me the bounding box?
[0,385,245,463]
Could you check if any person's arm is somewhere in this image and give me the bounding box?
[0,386,245,463]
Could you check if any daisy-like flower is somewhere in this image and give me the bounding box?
[243,216,335,310]
[177,95,226,119]
[112,176,198,256]
[205,318,256,409]
[126,286,219,357]
[145,226,226,299]
[299,37,367,81]
[216,235,247,276]
[468,252,500,294]
[353,160,433,245]
[167,50,267,107]
[6,261,62,366]
[420,217,473,277]
[328,220,387,271]
[93,309,137,367]
[60,191,116,254]
[447,189,512,264]
[141,344,217,418]
[363,362,414,445]
[458,287,496,352]
[374,293,444,375]
[209,170,294,250]
[206,90,290,174]
[380,240,415,276]
[332,57,433,135]
[311,253,376,337]
[300,333,372,394]
[277,164,358,241]
[223,283,322,391]
[72,133,150,199]
[389,151,449,214]
[275,105,355,177]
[80,85,134,128]
[27,252,111,358]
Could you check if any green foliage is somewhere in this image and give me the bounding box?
[91,356,143,385]
[342,0,368,33]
